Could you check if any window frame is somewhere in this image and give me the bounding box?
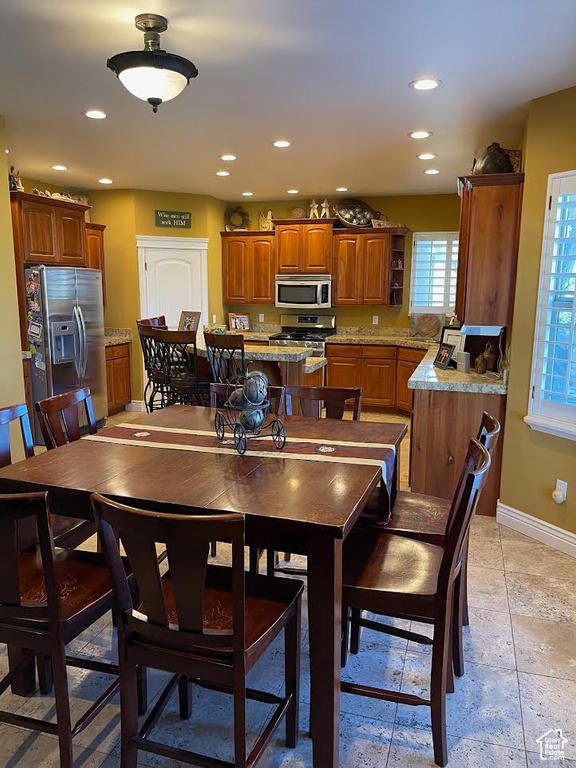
[409,231,459,316]
[525,169,576,442]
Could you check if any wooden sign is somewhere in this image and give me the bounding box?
[155,210,191,228]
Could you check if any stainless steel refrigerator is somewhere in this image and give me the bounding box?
[25,266,107,442]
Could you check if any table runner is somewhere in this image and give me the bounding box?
[83,421,396,494]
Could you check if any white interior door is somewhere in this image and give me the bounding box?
[137,236,209,329]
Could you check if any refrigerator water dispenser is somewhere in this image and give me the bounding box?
[51,321,77,364]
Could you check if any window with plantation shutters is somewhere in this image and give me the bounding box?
[409,233,459,315]
[526,170,576,442]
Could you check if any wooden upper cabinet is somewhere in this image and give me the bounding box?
[21,201,58,262]
[222,236,250,303]
[456,173,524,327]
[275,225,301,273]
[250,235,275,303]
[363,235,390,304]
[56,209,86,264]
[333,234,361,304]
[301,223,332,273]
[86,223,106,305]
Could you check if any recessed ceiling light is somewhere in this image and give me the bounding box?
[220,154,236,161]
[4,148,9,154]
[84,110,107,119]
[424,168,440,175]
[287,189,299,194]
[98,178,113,184]
[336,187,348,192]
[409,130,433,139]
[272,140,291,148]
[409,77,441,91]
[216,170,230,177]
[51,165,68,171]
[242,192,254,197]
[418,153,437,160]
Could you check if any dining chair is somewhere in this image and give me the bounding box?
[150,327,211,407]
[284,385,363,420]
[204,332,247,383]
[137,320,169,412]
[210,382,286,414]
[341,438,491,767]
[2,399,94,552]
[351,412,501,676]
[0,491,127,768]
[91,493,303,768]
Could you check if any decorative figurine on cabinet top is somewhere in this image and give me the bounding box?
[472,142,515,175]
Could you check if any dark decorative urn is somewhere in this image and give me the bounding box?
[472,143,514,175]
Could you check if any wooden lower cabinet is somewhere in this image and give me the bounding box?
[326,357,359,388]
[105,343,132,415]
[396,348,427,413]
[360,359,396,406]
[410,389,507,516]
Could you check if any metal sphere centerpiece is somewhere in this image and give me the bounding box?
[214,371,286,455]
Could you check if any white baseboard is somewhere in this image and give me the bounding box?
[125,400,146,412]
[497,502,576,559]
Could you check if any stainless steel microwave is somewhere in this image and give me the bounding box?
[275,275,332,309]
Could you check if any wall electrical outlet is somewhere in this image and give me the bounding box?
[553,478,568,504]
[212,314,217,324]
[259,313,265,323]
[372,315,379,325]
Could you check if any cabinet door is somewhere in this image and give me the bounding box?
[222,237,249,303]
[333,235,362,305]
[21,202,58,262]
[275,226,301,273]
[361,358,397,406]
[326,357,360,388]
[56,209,86,264]
[302,223,332,273]
[106,358,115,412]
[455,183,471,323]
[250,236,275,303]
[86,227,106,304]
[396,359,416,412]
[113,356,131,407]
[362,234,390,304]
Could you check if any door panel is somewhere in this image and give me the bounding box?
[362,235,390,304]
[250,236,274,303]
[43,267,80,399]
[76,269,107,421]
[396,360,416,412]
[333,235,361,304]
[144,247,208,330]
[275,226,301,273]
[302,224,332,273]
[112,356,131,407]
[56,210,86,264]
[86,226,106,304]
[223,238,249,303]
[326,357,360,388]
[22,202,58,261]
[361,358,397,406]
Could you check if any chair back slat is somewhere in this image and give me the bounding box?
[0,404,34,468]
[284,385,363,420]
[35,388,96,449]
[477,411,501,453]
[92,494,245,656]
[209,383,285,415]
[203,332,246,384]
[145,328,208,406]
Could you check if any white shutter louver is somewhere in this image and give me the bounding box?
[409,233,459,315]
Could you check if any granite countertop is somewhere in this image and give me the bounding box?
[408,348,507,394]
[105,328,133,347]
[303,357,327,374]
[196,338,313,363]
[328,334,436,350]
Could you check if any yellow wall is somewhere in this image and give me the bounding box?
[226,193,461,328]
[20,177,69,195]
[0,117,26,457]
[500,85,576,532]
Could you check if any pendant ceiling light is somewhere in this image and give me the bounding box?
[107,13,198,113]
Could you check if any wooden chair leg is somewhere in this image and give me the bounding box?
[430,605,452,767]
[51,642,74,768]
[284,599,301,748]
[350,607,362,654]
[341,607,350,668]
[137,665,148,716]
[452,573,466,679]
[37,653,53,695]
[462,537,470,627]
[178,676,193,720]
[120,657,139,768]
[233,677,247,768]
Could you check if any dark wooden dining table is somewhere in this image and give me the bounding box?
[0,405,406,768]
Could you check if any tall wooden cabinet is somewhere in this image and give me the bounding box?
[455,173,524,327]
[222,231,275,304]
[274,219,334,274]
[86,223,106,305]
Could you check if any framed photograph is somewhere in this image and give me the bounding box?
[440,326,466,356]
[178,311,201,332]
[434,342,456,370]
[228,313,251,332]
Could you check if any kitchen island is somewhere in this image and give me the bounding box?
[408,348,507,515]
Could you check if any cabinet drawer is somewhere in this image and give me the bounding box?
[326,344,362,358]
[398,347,428,364]
[106,343,130,360]
[362,345,396,360]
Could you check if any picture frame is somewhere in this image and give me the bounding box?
[440,325,466,356]
[434,342,456,370]
[228,313,251,332]
[178,311,201,332]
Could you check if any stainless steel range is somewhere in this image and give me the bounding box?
[269,314,336,356]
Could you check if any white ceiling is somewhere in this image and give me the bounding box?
[2,0,576,200]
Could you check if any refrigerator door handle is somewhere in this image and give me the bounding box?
[73,305,83,379]
[78,304,88,379]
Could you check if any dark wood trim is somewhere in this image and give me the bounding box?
[458,172,524,192]
[10,190,90,212]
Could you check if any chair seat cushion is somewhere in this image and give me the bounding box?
[360,488,450,542]
[343,529,444,600]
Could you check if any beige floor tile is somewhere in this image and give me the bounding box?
[526,750,576,767]
[502,536,576,579]
[468,535,504,570]
[512,614,576,681]
[471,516,501,539]
[506,572,576,622]
[467,566,509,612]
[519,672,576,759]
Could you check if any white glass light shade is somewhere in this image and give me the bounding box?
[118,66,188,103]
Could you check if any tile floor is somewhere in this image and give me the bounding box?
[11,408,576,767]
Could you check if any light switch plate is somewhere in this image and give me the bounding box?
[259,313,265,323]
[372,315,379,325]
